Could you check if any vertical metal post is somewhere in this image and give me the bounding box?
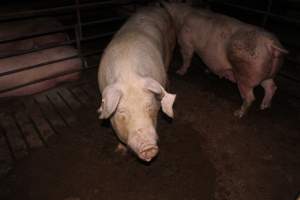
[133,1,137,12]
[75,26,85,68]
[75,0,85,68]
[262,0,273,27]
[75,0,83,38]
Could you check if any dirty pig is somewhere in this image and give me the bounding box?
[97,6,176,162]
[164,3,288,118]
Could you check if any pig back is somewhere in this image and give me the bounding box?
[99,6,175,91]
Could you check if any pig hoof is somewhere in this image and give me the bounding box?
[176,69,187,76]
[139,146,159,162]
[234,109,244,118]
[204,69,211,74]
[260,103,270,110]
[115,143,128,155]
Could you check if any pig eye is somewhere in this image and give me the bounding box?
[116,108,127,121]
[116,113,126,121]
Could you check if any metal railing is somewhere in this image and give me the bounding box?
[0,0,138,95]
[212,1,300,25]
[0,1,135,22]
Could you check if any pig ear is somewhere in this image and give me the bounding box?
[97,84,122,119]
[144,78,176,118]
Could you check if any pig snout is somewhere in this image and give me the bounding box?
[127,128,159,162]
[139,145,159,162]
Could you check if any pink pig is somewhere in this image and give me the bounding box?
[98,6,176,162]
[164,3,288,117]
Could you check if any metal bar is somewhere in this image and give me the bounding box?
[0,25,75,44]
[81,31,115,42]
[0,16,122,44]
[74,0,85,69]
[262,0,273,26]
[0,30,114,59]
[279,72,300,83]
[0,54,78,77]
[217,1,300,25]
[75,25,85,68]
[0,49,102,77]
[75,0,83,39]
[0,1,116,22]
[83,16,126,27]
[0,64,98,95]
[0,41,74,59]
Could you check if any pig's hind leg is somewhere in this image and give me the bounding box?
[260,79,277,110]
[176,28,194,75]
[234,82,255,118]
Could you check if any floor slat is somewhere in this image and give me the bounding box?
[23,98,55,143]
[13,111,43,149]
[0,113,28,159]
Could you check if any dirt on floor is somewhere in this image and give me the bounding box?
[0,60,300,200]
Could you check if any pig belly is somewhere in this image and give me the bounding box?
[197,44,235,82]
[0,47,81,98]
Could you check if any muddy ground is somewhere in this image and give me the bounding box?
[0,58,299,200]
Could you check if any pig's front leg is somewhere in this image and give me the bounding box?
[234,82,255,118]
[176,28,194,75]
[115,142,128,155]
[260,79,277,110]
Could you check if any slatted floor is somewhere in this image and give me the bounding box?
[0,70,101,177]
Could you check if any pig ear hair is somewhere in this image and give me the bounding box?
[144,78,176,118]
[97,84,122,119]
